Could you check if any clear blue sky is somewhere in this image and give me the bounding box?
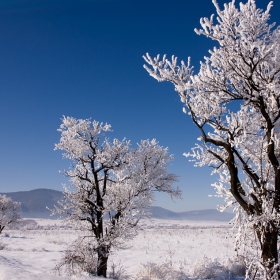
[1,0,279,211]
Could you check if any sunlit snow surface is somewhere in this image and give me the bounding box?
[0,219,245,280]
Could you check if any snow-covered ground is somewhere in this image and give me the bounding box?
[0,218,245,280]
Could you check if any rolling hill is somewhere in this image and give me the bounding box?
[1,189,234,221]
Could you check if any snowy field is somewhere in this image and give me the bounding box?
[0,218,245,280]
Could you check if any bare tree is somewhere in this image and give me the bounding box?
[0,195,20,234]
[144,0,280,278]
[54,116,180,278]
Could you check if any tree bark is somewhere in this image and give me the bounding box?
[0,225,4,234]
[97,247,109,278]
[256,225,279,276]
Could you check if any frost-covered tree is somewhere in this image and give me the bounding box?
[54,116,180,278]
[0,195,20,234]
[143,0,280,278]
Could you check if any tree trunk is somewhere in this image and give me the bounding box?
[97,248,109,278]
[256,226,279,277]
[0,225,4,234]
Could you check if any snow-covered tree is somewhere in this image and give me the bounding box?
[0,195,20,234]
[54,116,180,278]
[143,0,280,278]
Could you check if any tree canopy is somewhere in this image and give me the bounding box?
[144,0,280,278]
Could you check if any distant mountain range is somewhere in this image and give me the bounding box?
[150,206,234,221]
[1,189,63,219]
[1,189,234,221]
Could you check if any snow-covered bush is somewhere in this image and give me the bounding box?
[7,219,39,230]
[0,195,20,234]
[137,256,245,280]
[108,260,129,280]
[136,262,188,280]
[225,256,246,277]
[55,237,98,276]
[0,242,6,250]
[192,257,224,279]
[192,256,245,279]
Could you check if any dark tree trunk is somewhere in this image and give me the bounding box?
[256,225,279,277]
[0,225,4,234]
[97,247,109,278]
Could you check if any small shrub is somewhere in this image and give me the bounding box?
[31,247,46,252]
[193,257,224,279]
[47,238,66,245]
[192,256,246,279]
[55,238,98,276]
[136,262,188,280]
[225,256,246,277]
[0,242,6,250]
[108,260,129,280]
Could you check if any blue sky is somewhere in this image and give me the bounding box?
[1,0,279,211]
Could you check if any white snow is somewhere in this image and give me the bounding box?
[0,218,244,280]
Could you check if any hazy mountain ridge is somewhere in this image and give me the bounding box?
[1,189,234,221]
[0,189,63,219]
[149,206,233,221]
